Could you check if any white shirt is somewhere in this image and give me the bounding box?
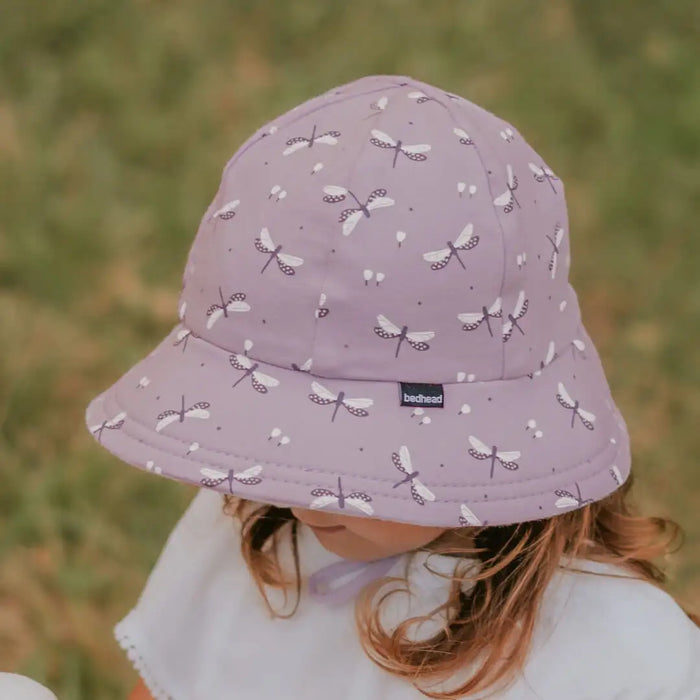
[0,674,58,700]
[114,488,700,699]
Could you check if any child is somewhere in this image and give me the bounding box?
[85,74,700,699]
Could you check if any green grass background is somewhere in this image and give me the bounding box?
[1,1,698,697]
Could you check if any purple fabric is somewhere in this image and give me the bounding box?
[84,74,631,527]
[307,554,403,606]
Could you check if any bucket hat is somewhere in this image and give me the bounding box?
[84,74,631,527]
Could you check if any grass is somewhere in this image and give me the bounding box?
[1,1,698,697]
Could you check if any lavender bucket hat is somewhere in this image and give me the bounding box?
[84,74,631,528]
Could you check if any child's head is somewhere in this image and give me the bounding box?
[84,73,698,696]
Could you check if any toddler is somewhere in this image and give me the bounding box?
[85,74,700,699]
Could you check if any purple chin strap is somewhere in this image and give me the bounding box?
[307,554,404,606]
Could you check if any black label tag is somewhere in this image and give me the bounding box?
[399,382,445,408]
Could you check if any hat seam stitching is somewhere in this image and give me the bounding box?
[306,87,387,368]
[175,321,578,385]
[101,385,621,499]
[441,101,512,382]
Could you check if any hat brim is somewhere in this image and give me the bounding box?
[85,320,630,527]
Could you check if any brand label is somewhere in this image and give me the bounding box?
[399,382,445,408]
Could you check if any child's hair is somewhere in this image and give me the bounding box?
[221,472,699,699]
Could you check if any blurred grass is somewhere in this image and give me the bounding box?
[0,0,698,698]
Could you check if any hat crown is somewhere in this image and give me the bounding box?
[179,75,580,383]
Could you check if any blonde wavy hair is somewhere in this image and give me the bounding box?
[221,471,699,699]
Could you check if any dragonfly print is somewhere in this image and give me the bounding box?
[200,465,263,491]
[314,292,330,318]
[556,382,596,430]
[493,164,520,213]
[90,412,126,443]
[407,90,445,107]
[369,129,431,168]
[374,313,435,358]
[362,95,388,119]
[467,435,521,479]
[528,162,559,193]
[309,476,374,515]
[610,465,624,486]
[422,223,480,271]
[211,199,240,220]
[229,353,280,393]
[282,124,341,155]
[546,224,565,280]
[527,341,557,378]
[502,290,529,342]
[554,482,594,509]
[458,297,502,337]
[206,286,251,330]
[291,357,313,372]
[308,380,373,422]
[155,394,211,433]
[322,186,395,236]
[315,292,329,318]
[254,227,304,275]
[453,127,474,146]
[173,327,201,353]
[391,445,436,505]
[459,503,483,526]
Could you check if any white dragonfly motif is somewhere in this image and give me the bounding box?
[90,411,126,443]
[458,297,503,337]
[315,292,329,318]
[200,465,263,492]
[254,227,304,275]
[369,129,431,168]
[493,164,520,213]
[453,127,474,146]
[322,185,395,236]
[291,357,313,372]
[391,445,436,506]
[467,435,521,479]
[502,290,529,342]
[527,340,557,378]
[173,326,200,352]
[556,382,596,430]
[528,162,559,193]
[422,223,480,271]
[459,503,483,526]
[229,353,280,394]
[155,395,210,433]
[407,90,441,106]
[546,224,565,280]
[362,95,388,119]
[308,380,373,422]
[374,314,435,358]
[610,465,624,486]
[283,124,341,155]
[206,286,251,330]
[309,476,374,515]
[211,199,240,220]
[554,482,594,509]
